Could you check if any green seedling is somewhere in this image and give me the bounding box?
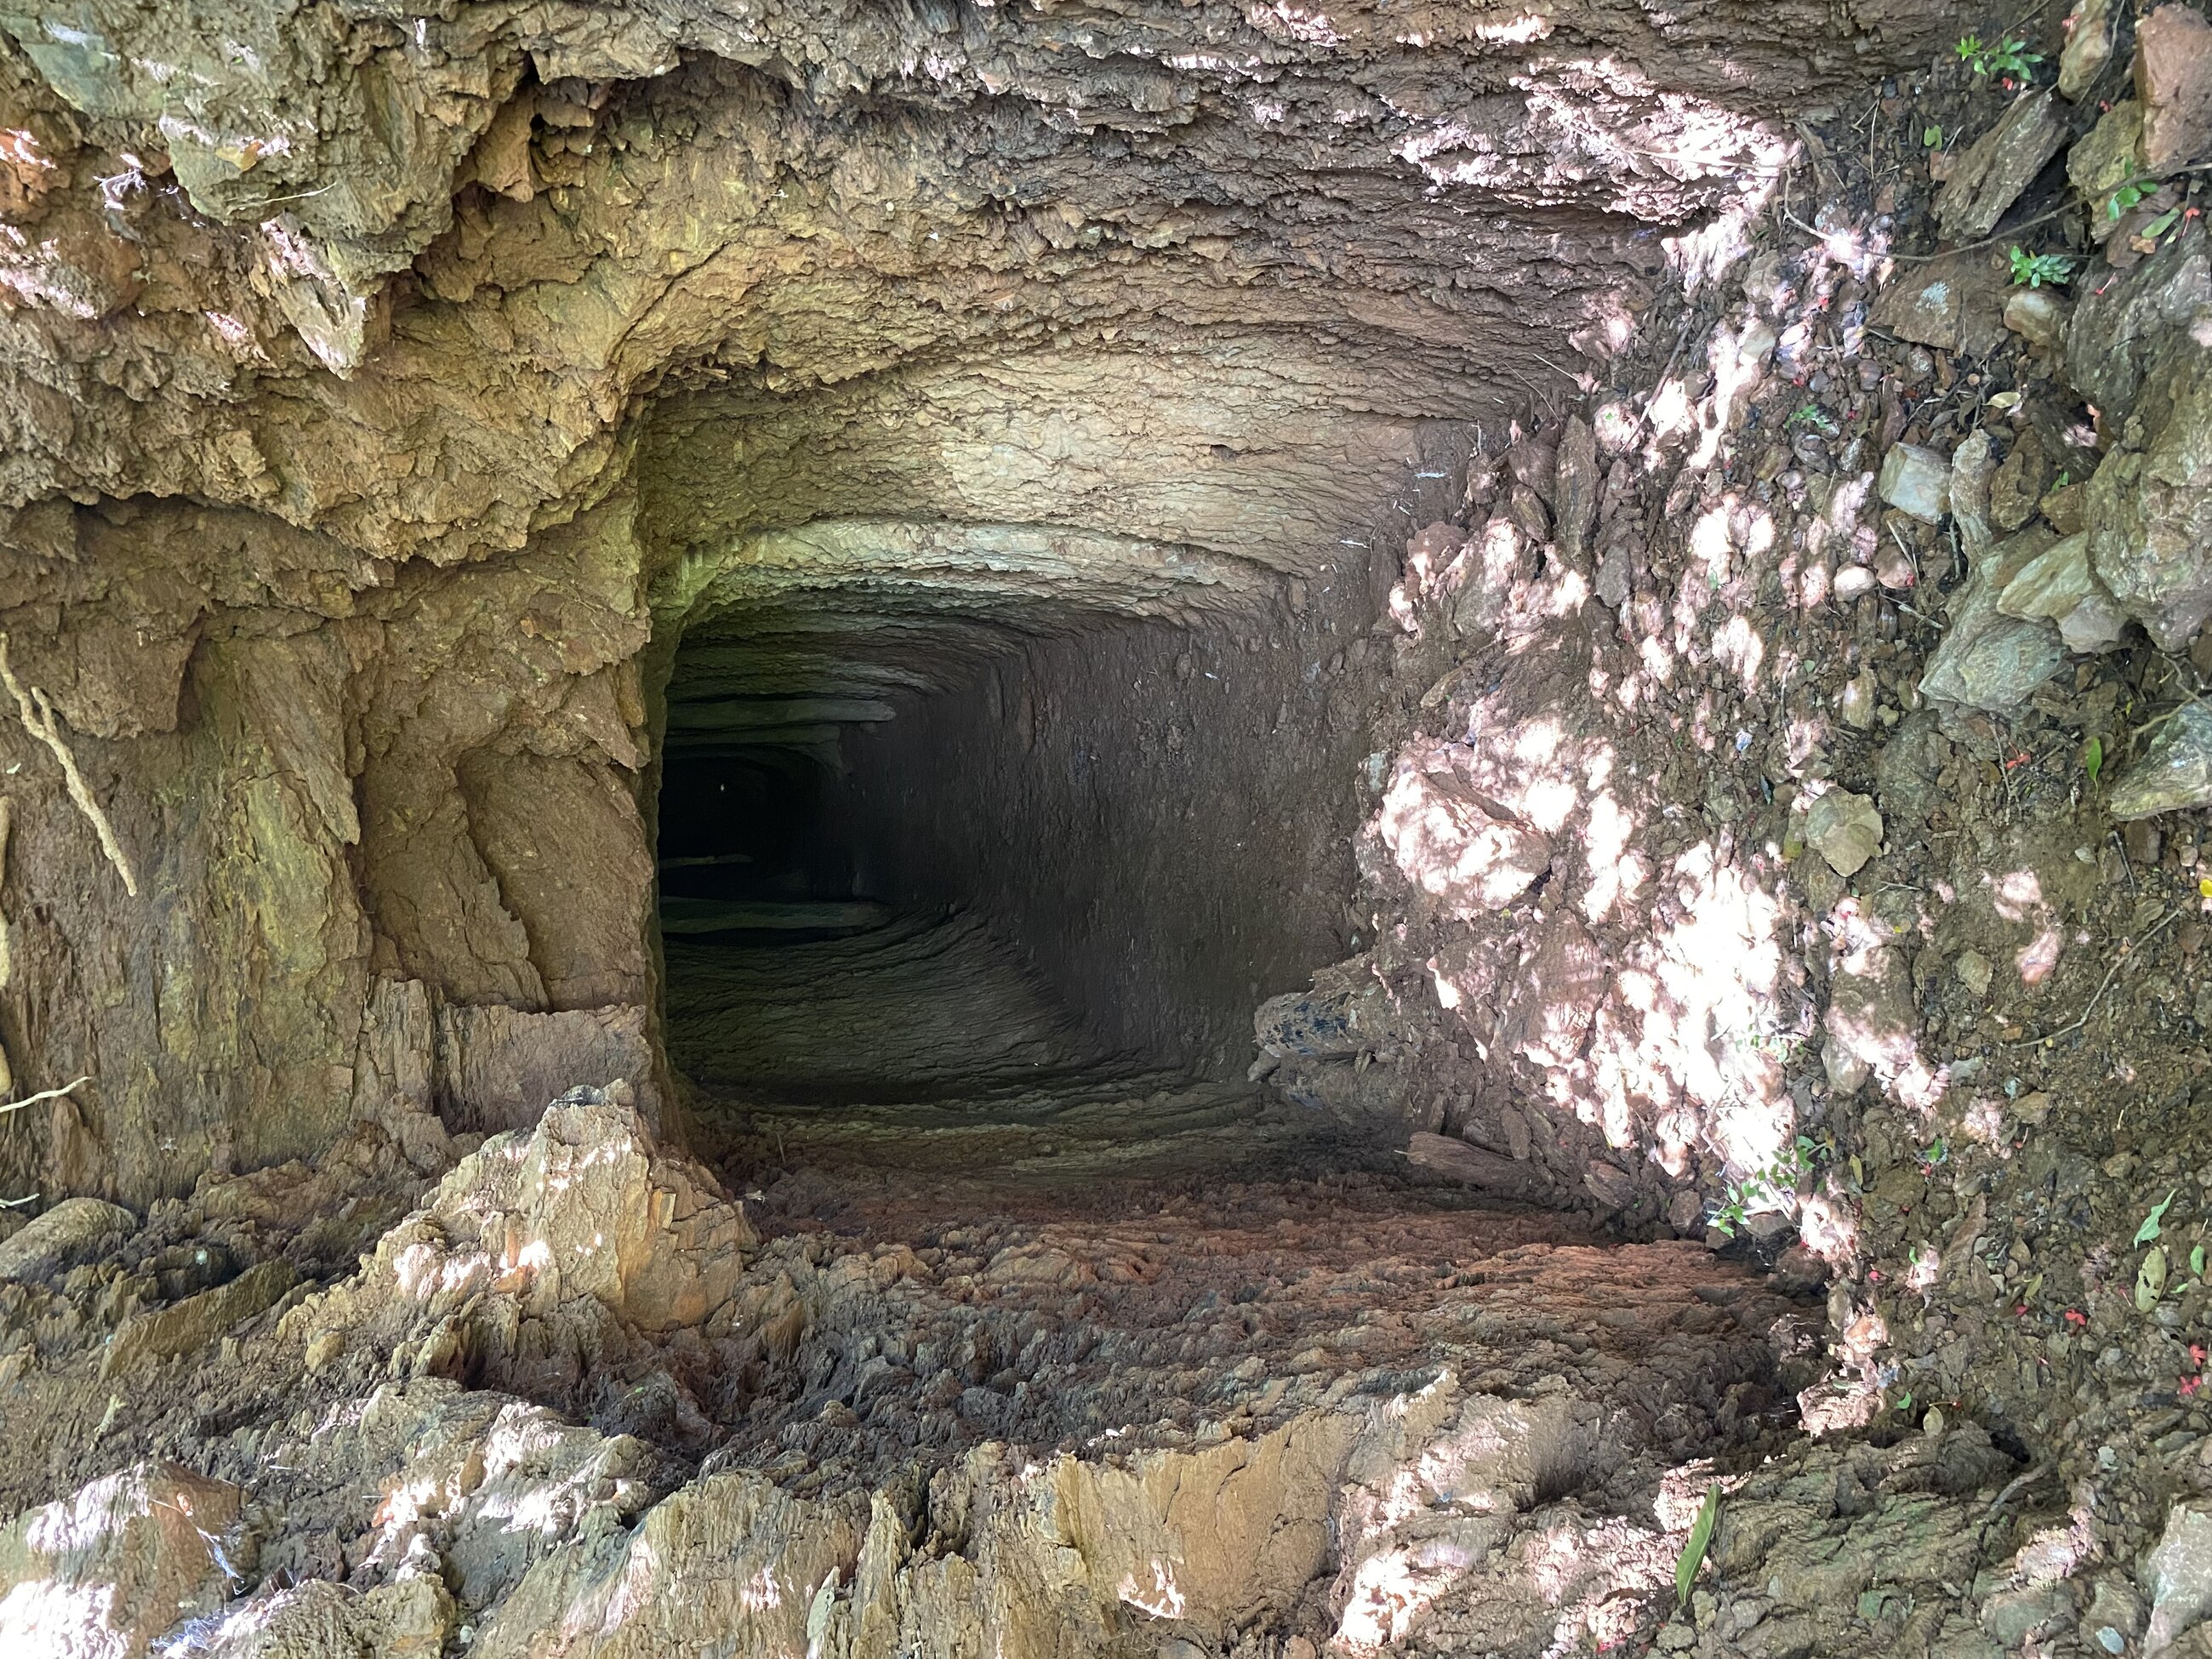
[2143,207,2184,242]
[2009,247,2076,288]
[1710,1136,1827,1239]
[2054,470,2072,487]
[2110,178,2158,220]
[1924,124,1943,148]
[1676,1483,1720,1606]
[1918,1136,1949,1170]
[1894,1388,1914,1414]
[2084,736,2103,783]
[2136,1189,2179,1246]
[1787,403,1839,436]
[2193,1244,2206,1280]
[1958,33,2043,77]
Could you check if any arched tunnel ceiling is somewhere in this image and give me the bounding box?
[0,0,1965,584]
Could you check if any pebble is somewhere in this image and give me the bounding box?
[1805,789,1884,876]
[305,1330,347,1374]
[1878,442,1951,524]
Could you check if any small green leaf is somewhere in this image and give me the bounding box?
[1676,1482,1720,1606]
[2137,1189,2179,1246]
[2192,1244,2205,1279]
[1924,124,1942,147]
[2144,207,2184,240]
[2085,736,2103,782]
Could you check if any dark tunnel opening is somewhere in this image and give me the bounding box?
[654,597,1382,1132]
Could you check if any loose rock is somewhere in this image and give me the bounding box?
[2109,702,2212,818]
[1878,443,1952,524]
[0,1197,137,1284]
[1935,90,2068,241]
[2137,5,2212,173]
[1805,790,1884,876]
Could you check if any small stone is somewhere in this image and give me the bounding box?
[1957,950,1993,995]
[1989,435,2050,531]
[2124,820,2165,864]
[1805,789,1883,876]
[1772,1242,1829,1294]
[1840,670,1878,729]
[1657,1622,1696,1650]
[305,1330,346,1374]
[1923,1405,1947,1436]
[2095,1628,2126,1656]
[2111,702,2212,819]
[1920,570,2067,714]
[1869,251,2011,356]
[0,1197,137,1284]
[2061,0,2117,101]
[2137,5,2212,173]
[1583,1159,1636,1210]
[2068,100,2148,202]
[1950,430,1998,557]
[2146,1502,2212,1650]
[2004,287,2069,351]
[2042,479,2089,534]
[1834,564,1878,601]
[1994,532,2129,650]
[1874,539,1918,590]
[1878,443,1951,524]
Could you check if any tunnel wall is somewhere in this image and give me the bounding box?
[830,583,1382,1078]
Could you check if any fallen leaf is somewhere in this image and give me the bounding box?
[1677,1482,1720,1606]
[2137,1189,2179,1246]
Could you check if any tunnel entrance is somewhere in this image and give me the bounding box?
[654,591,1380,1165]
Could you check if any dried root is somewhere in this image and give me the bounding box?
[0,1075,87,1117]
[0,636,139,897]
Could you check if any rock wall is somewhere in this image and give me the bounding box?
[0,0,1970,1198]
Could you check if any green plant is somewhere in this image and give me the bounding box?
[1918,1135,1949,1170]
[2109,177,2158,220]
[1787,403,1839,436]
[1924,124,1943,148]
[1676,1483,1720,1605]
[2009,247,2076,288]
[1710,1135,1827,1238]
[2142,206,2184,242]
[1958,33,2043,77]
[2084,735,2104,782]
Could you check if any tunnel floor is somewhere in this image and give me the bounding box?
[665,909,1373,1187]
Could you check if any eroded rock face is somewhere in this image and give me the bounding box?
[0,0,1965,1203]
[0,1462,248,1657]
[0,1095,1821,1656]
